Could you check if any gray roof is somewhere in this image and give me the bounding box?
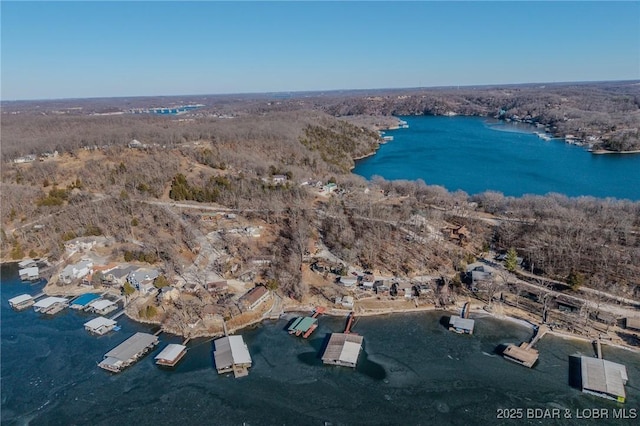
[9,294,33,305]
[449,315,475,332]
[155,344,187,362]
[109,265,137,279]
[33,297,68,309]
[322,333,364,367]
[581,356,627,399]
[104,332,159,361]
[214,335,252,370]
[84,316,117,330]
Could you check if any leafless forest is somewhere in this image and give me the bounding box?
[1,82,639,301]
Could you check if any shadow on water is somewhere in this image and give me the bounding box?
[439,315,451,329]
[356,350,387,381]
[494,343,509,356]
[297,333,331,366]
[568,355,583,390]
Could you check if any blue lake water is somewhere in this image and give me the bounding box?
[353,116,640,200]
[2,263,639,425]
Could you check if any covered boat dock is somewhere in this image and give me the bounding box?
[8,294,35,310]
[84,317,118,335]
[86,299,117,315]
[33,296,68,314]
[155,343,187,367]
[71,293,101,310]
[213,335,252,378]
[449,315,475,334]
[321,333,364,368]
[98,332,159,373]
[580,356,628,403]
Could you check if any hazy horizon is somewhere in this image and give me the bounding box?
[2,1,639,101]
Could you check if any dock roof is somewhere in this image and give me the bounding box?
[33,297,68,309]
[322,333,364,367]
[9,294,33,305]
[84,316,117,330]
[214,335,252,370]
[155,344,187,362]
[89,299,116,310]
[449,315,475,332]
[18,259,36,268]
[104,332,159,361]
[581,356,628,400]
[288,317,317,333]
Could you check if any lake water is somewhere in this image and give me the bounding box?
[2,263,639,425]
[353,116,640,201]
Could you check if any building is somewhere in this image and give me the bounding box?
[580,356,628,403]
[341,296,354,309]
[322,183,338,193]
[127,268,160,290]
[625,317,640,332]
[98,332,159,373]
[103,265,137,286]
[18,259,37,269]
[338,277,358,287]
[206,280,229,294]
[19,266,40,281]
[8,294,35,310]
[449,315,475,334]
[33,297,68,314]
[240,286,269,311]
[59,259,94,284]
[288,317,318,338]
[321,333,364,368]
[213,335,252,378]
[84,317,118,335]
[86,299,117,315]
[155,344,187,367]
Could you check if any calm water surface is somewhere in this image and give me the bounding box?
[353,116,640,200]
[2,263,639,425]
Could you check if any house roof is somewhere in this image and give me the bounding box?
[241,286,268,305]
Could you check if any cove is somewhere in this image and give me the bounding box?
[353,116,640,201]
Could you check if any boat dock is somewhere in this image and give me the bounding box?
[33,296,68,314]
[502,325,547,368]
[84,317,118,335]
[213,335,252,378]
[70,293,101,310]
[98,332,159,373]
[85,299,117,315]
[19,266,40,282]
[8,294,35,310]
[288,307,326,338]
[321,312,364,368]
[449,302,475,334]
[155,343,187,367]
[321,333,364,368]
[580,356,628,403]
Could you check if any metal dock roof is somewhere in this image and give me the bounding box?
[104,332,159,362]
[322,333,364,367]
[214,335,252,370]
[288,317,317,333]
[33,296,68,309]
[155,344,187,362]
[88,299,116,310]
[84,316,117,330]
[9,294,34,306]
[581,356,628,402]
[449,315,475,333]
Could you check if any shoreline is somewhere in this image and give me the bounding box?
[589,149,640,155]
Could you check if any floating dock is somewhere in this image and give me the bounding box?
[449,316,474,334]
[19,266,40,281]
[288,307,325,338]
[84,317,118,335]
[449,303,475,334]
[86,299,117,315]
[70,293,101,310]
[321,333,364,368]
[213,335,252,378]
[502,325,547,368]
[155,343,187,367]
[580,356,628,403]
[98,332,159,373]
[33,296,68,314]
[8,294,34,310]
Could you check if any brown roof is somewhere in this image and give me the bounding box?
[241,285,268,305]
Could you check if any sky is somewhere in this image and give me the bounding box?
[1,1,639,100]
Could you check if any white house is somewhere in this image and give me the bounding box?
[59,259,94,284]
